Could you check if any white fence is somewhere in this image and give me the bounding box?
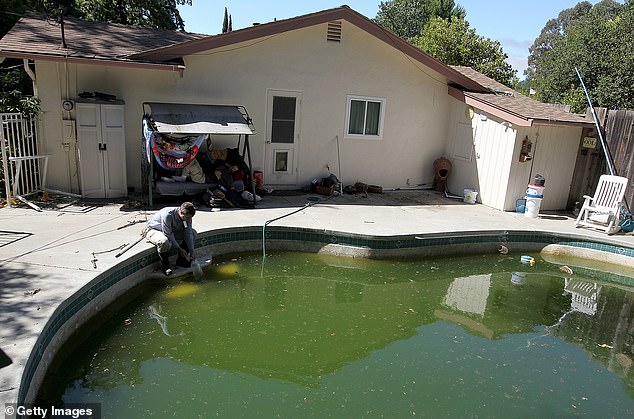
[1,113,46,208]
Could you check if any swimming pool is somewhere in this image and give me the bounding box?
[38,250,634,417]
[18,226,634,406]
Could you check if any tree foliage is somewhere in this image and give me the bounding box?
[75,0,186,31]
[411,17,516,87]
[527,0,633,112]
[374,0,465,39]
[375,0,515,87]
[222,6,232,33]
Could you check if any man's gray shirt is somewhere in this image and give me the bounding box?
[147,207,194,251]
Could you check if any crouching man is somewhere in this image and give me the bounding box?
[145,202,197,276]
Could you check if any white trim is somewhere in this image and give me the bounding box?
[344,95,385,140]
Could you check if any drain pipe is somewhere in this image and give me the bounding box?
[23,59,38,97]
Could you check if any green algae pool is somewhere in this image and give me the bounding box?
[42,252,634,417]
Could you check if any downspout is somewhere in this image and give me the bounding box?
[23,59,38,97]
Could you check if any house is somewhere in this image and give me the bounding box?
[0,6,591,210]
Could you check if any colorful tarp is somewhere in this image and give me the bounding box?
[143,117,206,170]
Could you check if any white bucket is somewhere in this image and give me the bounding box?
[191,259,204,280]
[191,255,212,280]
[526,184,545,198]
[524,196,542,218]
[463,189,478,204]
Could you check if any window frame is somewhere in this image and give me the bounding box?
[344,95,386,140]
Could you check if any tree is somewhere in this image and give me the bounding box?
[75,0,186,31]
[525,1,594,82]
[222,7,228,32]
[527,0,633,111]
[374,0,466,39]
[222,6,232,33]
[411,17,516,87]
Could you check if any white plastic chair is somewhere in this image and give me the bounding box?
[575,175,629,233]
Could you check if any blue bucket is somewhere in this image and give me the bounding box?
[515,198,526,213]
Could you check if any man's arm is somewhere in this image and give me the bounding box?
[161,212,181,249]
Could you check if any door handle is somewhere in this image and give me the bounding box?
[99,143,107,151]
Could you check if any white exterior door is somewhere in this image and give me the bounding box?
[265,90,301,188]
[76,103,106,198]
[101,105,127,197]
[76,103,127,198]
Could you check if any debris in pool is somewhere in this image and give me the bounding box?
[217,262,240,276]
[24,288,41,296]
[123,318,132,326]
[559,265,574,275]
[498,245,508,254]
[597,343,614,349]
[520,255,535,266]
[148,304,171,336]
[616,353,633,368]
[165,283,200,298]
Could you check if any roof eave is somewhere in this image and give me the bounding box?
[131,7,486,92]
[449,86,532,127]
[449,87,592,128]
[531,118,594,128]
[0,50,185,72]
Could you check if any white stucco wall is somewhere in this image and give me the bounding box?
[35,21,453,194]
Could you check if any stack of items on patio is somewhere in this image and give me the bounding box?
[154,146,261,208]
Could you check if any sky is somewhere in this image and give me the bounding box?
[177,1,603,78]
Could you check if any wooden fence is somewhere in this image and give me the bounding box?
[568,108,634,212]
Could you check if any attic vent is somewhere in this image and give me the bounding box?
[327,21,342,42]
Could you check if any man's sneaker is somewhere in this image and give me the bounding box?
[162,266,173,276]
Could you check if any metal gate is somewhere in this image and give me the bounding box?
[0,112,46,208]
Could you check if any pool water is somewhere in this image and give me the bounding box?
[44,252,634,417]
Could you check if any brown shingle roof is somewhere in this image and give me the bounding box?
[0,12,204,66]
[0,8,486,91]
[450,66,589,125]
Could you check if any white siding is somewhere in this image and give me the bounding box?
[507,125,581,211]
[445,100,516,210]
[446,98,583,211]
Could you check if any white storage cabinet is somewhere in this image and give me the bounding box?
[75,102,127,198]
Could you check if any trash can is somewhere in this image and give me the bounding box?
[525,174,545,218]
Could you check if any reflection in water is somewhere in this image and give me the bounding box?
[564,277,601,316]
[45,252,634,417]
[148,304,171,336]
[444,274,491,316]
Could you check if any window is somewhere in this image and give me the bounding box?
[345,95,385,139]
[271,96,296,144]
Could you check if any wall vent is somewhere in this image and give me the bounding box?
[327,21,342,42]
